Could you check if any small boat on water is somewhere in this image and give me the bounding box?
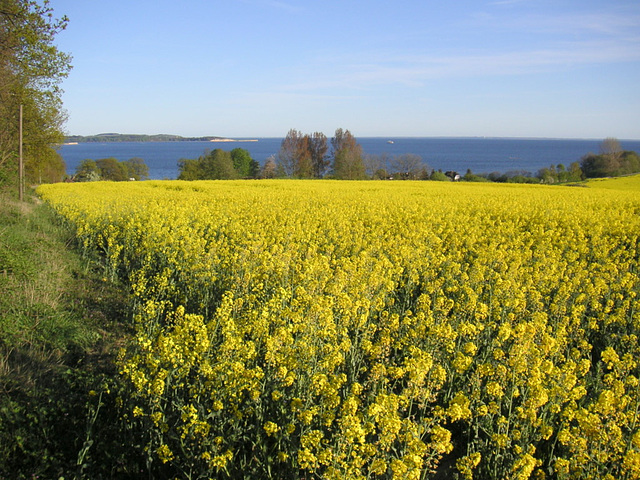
[387,140,394,144]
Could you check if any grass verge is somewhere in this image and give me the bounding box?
[0,189,143,478]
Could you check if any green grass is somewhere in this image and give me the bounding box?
[0,190,142,478]
[585,172,640,190]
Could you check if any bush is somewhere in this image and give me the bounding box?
[430,170,450,181]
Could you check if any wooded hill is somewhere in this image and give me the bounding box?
[65,133,227,143]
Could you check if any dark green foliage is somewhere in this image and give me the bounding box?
[581,153,610,178]
[0,370,144,478]
[462,169,490,182]
[177,148,258,180]
[372,168,389,180]
[74,159,100,181]
[581,150,640,178]
[580,138,639,178]
[123,157,149,181]
[74,157,150,181]
[537,162,583,183]
[231,147,259,178]
[509,174,538,184]
[96,157,128,181]
[201,149,237,179]
[331,128,366,180]
[24,145,67,183]
[177,157,203,180]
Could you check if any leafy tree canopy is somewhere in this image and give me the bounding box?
[331,128,365,180]
[231,147,259,178]
[276,129,328,179]
[123,157,149,181]
[74,157,149,182]
[0,0,72,188]
[581,139,640,178]
[177,148,258,180]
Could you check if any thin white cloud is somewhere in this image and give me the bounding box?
[277,34,640,92]
[470,8,640,37]
[271,4,640,94]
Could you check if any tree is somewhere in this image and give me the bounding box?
[331,128,365,180]
[620,151,640,175]
[553,162,583,183]
[601,137,623,169]
[391,153,426,180]
[177,158,203,180]
[123,157,149,180]
[200,149,237,180]
[581,139,640,178]
[231,147,258,178]
[0,0,72,188]
[274,129,329,178]
[309,132,329,178]
[364,153,389,179]
[277,129,302,177]
[538,164,558,184]
[463,169,489,182]
[96,157,128,181]
[294,135,313,178]
[580,153,607,178]
[567,161,584,182]
[75,157,149,182]
[178,148,259,180]
[276,129,317,178]
[536,162,584,183]
[74,158,100,181]
[260,155,277,179]
[25,143,65,183]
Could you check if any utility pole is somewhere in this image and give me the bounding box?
[19,104,23,202]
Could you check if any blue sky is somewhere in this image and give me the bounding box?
[51,0,640,139]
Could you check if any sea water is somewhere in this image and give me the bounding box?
[58,137,640,180]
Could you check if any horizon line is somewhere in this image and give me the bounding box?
[65,133,640,142]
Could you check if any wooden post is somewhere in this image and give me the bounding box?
[19,104,23,202]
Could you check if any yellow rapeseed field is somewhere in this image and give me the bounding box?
[38,177,640,479]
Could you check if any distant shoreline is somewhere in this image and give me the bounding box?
[63,133,258,144]
[64,133,640,144]
[209,138,259,143]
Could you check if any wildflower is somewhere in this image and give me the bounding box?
[511,450,538,480]
[601,347,620,369]
[595,389,616,416]
[448,392,472,421]
[263,421,280,436]
[277,451,289,462]
[156,444,174,463]
[430,425,453,454]
[486,381,504,398]
[456,452,481,480]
